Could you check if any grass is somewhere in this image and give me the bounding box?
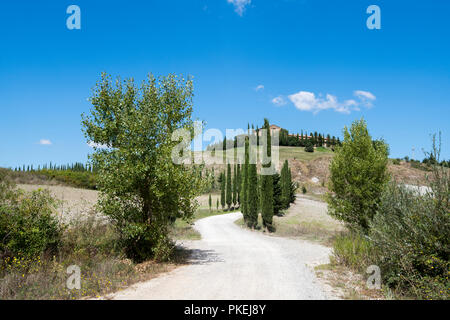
[234,195,344,246]
[193,146,334,166]
[0,168,97,190]
[314,261,386,300]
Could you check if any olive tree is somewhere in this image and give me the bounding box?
[81,73,204,262]
[327,118,389,233]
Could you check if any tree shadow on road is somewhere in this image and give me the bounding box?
[176,247,224,265]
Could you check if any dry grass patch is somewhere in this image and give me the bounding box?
[314,263,386,300]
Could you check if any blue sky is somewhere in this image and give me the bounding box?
[1,0,449,168]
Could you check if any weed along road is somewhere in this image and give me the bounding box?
[108,212,337,300]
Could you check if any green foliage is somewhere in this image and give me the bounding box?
[208,194,212,212]
[220,172,225,209]
[280,160,290,209]
[327,118,390,233]
[226,164,232,209]
[38,169,97,189]
[0,175,62,260]
[247,164,258,228]
[331,232,374,273]
[3,167,97,190]
[272,173,283,217]
[370,183,449,299]
[280,160,296,210]
[232,165,237,207]
[369,136,449,299]
[304,140,314,153]
[81,73,204,262]
[302,185,307,194]
[241,137,249,221]
[261,119,274,232]
[392,158,401,165]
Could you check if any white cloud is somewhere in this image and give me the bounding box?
[287,90,376,114]
[39,139,52,145]
[272,96,287,106]
[255,84,264,91]
[227,0,251,16]
[354,90,376,107]
[87,141,109,149]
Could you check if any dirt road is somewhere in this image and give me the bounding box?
[108,211,337,300]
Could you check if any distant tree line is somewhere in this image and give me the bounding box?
[206,124,342,154]
[12,162,98,173]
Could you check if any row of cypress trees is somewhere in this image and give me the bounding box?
[13,162,97,173]
[217,119,296,231]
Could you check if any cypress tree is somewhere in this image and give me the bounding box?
[281,160,290,209]
[273,172,283,216]
[288,167,296,204]
[232,164,237,207]
[226,163,232,210]
[247,162,258,228]
[236,164,241,205]
[222,137,227,164]
[209,194,212,212]
[220,172,225,209]
[216,198,219,211]
[241,136,249,221]
[261,118,274,231]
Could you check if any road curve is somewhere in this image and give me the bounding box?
[109,212,336,300]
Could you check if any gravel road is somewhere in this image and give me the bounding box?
[108,211,337,300]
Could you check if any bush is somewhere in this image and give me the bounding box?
[370,183,449,299]
[0,179,62,261]
[302,185,307,194]
[304,141,314,153]
[392,158,401,165]
[369,135,449,299]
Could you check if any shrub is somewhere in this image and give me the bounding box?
[392,158,401,165]
[302,185,307,194]
[369,183,449,299]
[304,141,314,153]
[0,181,62,261]
[369,135,449,299]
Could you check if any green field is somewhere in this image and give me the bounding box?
[194,146,334,165]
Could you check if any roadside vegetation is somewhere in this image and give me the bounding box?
[325,119,449,300]
[1,72,206,299]
[0,171,190,299]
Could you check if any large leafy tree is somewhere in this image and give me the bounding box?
[81,73,204,262]
[327,118,390,233]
